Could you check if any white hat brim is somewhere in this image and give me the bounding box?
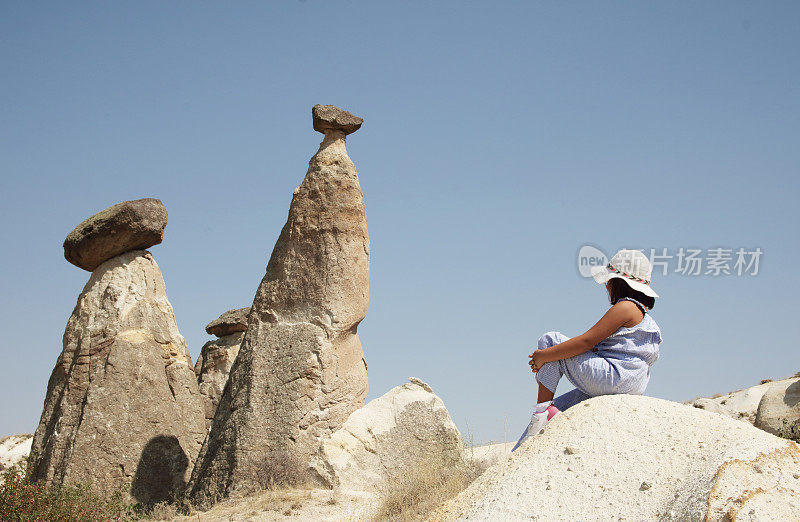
[591,265,659,298]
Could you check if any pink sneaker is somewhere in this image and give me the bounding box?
[511,404,560,451]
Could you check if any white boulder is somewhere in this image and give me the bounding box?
[691,379,779,424]
[0,434,32,472]
[310,378,464,493]
[430,395,800,521]
[755,377,800,441]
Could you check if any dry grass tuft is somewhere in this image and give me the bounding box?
[173,488,315,521]
[241,450,309,494]
[147,500,179,520]
[0,433,33,446]
[373,455,488,522]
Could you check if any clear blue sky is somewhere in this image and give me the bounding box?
[1,2,798,443]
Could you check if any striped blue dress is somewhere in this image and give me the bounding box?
[535,297,663,410]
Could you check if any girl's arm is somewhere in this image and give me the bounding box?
[530,301,642,369]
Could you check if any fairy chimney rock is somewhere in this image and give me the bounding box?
[31,202,205,507]
[188,106,370,506]
[195,308,250,426]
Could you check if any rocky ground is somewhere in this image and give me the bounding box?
[430,394,800,521]
[464,442,514,469]
[167,441,507,521]
[170,488,378,521]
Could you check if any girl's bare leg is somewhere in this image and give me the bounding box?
[537,382,555,403]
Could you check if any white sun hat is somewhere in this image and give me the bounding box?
[590,249,659,298]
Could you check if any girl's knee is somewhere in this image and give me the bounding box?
[538,331,567,349]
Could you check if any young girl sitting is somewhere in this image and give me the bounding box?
[512,249,663,451]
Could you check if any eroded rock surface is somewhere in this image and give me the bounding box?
[63,198,167,271]
[310,378,464,492]
[755,377,800,441]
[204,307,250,337]
[30,251,206,505]
[188,106,370,506]
[312,104,363,135]
[195,331,244,428]
[194,308,249,425]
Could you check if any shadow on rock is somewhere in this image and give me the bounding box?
[131,435,189,507]
[785,379,800,406]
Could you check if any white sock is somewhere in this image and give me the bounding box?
[534,401,552,413]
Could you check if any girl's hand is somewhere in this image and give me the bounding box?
[528,351,546,373]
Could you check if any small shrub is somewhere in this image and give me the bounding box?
[241,450,307,494]
[145,501,178,520]
[373,455,487,522]
[0,462,137,521]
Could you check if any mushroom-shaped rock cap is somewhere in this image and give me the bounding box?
[312,104,363,135]
[63,198,168,272]
[205,307,250,337]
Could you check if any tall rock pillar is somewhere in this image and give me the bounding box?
[30,199,206,506]
[189,105,370,505]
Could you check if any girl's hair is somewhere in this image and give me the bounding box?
[606,278,656,310]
